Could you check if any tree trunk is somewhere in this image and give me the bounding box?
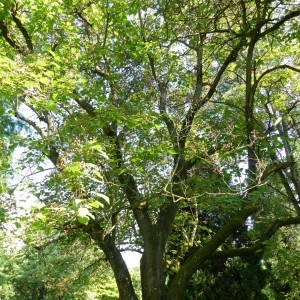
[100,240,138,300]
[86,225,138,300]
[140,228,168,300]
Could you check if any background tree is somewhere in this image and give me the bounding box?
[1,0,300,299]
[0,223,121,299]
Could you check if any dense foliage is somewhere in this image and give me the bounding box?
[0,231,119,299]
[1,0,300,299]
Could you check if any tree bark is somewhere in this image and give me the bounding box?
[100,240,138,300]
[86,225,138,300]
[140,226,169,300]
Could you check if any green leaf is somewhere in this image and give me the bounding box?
[92,170,103,179]
[89,201,102,209]
[77,216,89,225]
[93,193,110,206]
[38,77,50,85]
[167,149,177,155]
[36,212,47,222]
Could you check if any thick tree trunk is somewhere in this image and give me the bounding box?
[140,228,168,300]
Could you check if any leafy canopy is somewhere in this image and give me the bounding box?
[1,0,300,299]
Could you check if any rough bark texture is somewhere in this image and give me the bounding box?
[140,229,168,300]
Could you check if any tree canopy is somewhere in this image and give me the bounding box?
[1,0,300,299]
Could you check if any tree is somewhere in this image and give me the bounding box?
[182,256,269,300]
[1,0,300,299]
[0,225,120,299]
[261,226,300,300]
